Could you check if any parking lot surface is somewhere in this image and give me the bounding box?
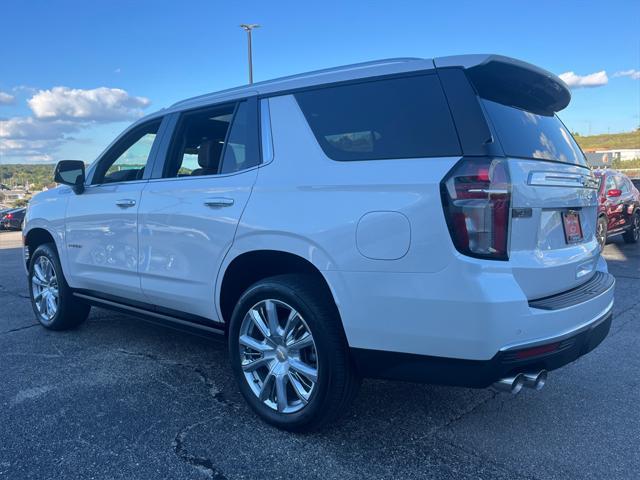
[1,230,639,479]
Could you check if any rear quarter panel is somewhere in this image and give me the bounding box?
[234,94,460,275]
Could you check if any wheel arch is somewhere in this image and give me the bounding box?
[217,249,343,330]
[24,227,58,270]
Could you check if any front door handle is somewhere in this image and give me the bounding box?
[116,199,137,208]
[204,198,234,208]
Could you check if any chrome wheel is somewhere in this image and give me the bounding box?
[31,256,59,322]
[633,214,640,241]
[238,299,318,414]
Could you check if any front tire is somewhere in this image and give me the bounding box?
[623,212,640,244]
[29,243,90,330]
[228,274,360,431]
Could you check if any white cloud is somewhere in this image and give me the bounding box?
[0,91,15,105]
[0,86,151,163]
[28,86,150,122]
[613,69,640,80]
[0,117,79,163]
[558,70,608,89]
[0,116,79,140]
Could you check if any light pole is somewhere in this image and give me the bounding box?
[240,24,260,84]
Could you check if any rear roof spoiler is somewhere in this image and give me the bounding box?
[434,54,571,116]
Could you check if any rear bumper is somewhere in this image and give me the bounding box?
[352,305,612,388]
[327,254,615,360]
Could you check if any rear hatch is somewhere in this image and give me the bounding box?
[436,55,600,300]
[483,99,599,299]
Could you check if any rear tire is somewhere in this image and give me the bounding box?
[228,274,360,431]
[623,212,640,244]
[29,243,90,330]
[597,216,608,250]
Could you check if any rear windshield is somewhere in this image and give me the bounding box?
[482,99,587,167]
[295,74,461,161]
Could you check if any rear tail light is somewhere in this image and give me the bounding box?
[441,157,511,260]
[5,214,13,219]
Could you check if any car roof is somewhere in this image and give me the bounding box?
[166,57,434,112]
[133,53,567,124]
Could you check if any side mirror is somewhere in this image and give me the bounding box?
[606,188,622,198]
[54,160,85,194]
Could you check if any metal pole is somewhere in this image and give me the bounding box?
[240,24,260,84]
[247,29,253,84]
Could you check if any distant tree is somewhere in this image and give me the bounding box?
[13,198,30,208]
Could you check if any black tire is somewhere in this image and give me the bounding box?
[623,212,640,244]
[28,243,90,330]
[597,216,608,250]
[228,274,360,432]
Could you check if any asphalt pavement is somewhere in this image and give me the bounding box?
[1,230,639,479]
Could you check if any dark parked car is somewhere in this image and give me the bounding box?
[0,208,26,231]
[594,170,640,248]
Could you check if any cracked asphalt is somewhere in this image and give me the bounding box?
[1,230,639,479]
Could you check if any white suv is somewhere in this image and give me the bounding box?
[23,55,615,431]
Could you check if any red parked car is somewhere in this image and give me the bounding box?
[594,170,640,248]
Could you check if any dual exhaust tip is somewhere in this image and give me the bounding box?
[493,370,547,394]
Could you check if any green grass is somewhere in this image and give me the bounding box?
[574,129,640,151]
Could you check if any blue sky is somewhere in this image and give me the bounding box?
[1,0,638,164]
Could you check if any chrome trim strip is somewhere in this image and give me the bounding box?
[500,298,614,352]
[528,171,598,189]
[73,293,225,335]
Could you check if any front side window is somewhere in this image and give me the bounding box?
[164,99,258,178]
[92,120,161,184]
[294,74,461,161]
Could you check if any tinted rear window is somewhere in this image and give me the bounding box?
[295,75,461,161]
[482,99,586,167]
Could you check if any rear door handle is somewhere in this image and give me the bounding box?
[116,199,136,208]
[204,198,234,208]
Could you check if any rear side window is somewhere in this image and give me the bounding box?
[481,99,586,167]
[163,98,260,178]
[294,74,461,161]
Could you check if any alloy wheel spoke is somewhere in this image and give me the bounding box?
[44,260,54,281]
[264,300,281,337]
[288,372,310,404]
[287,332,314,351]
[32,276,46,287]
[242,356,272,373]
[239,334,272,353]
[289,358,318,383]
[34,263,46,283]
[258,370,276,402]
[38,295,47,314]
[283,310,299,337]
[275,374,288,412]
[249,308,271,341]
[42,293,51,318]
[46,294,57,317]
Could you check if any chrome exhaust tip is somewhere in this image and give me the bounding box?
[522,370,547,391]
[493,373,525,394]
